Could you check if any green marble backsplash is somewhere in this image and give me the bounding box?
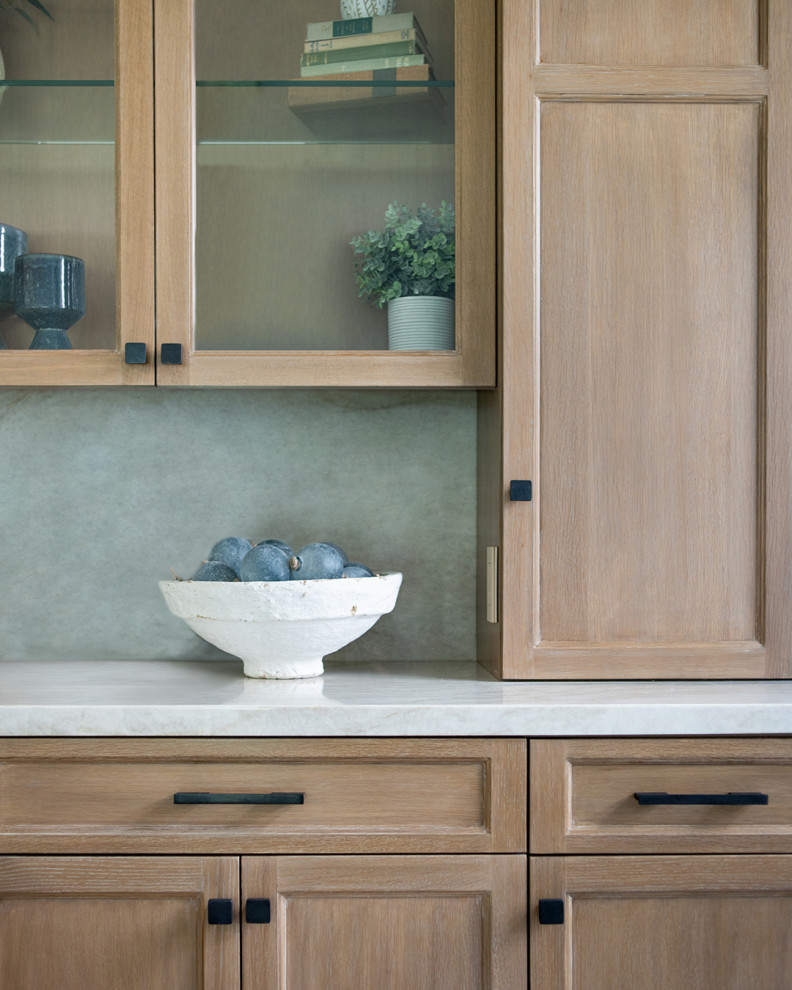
[0,389,476,663]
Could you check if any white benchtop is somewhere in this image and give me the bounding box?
[0,659,791,736]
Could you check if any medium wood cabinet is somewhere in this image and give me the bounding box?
[0,738,528,989]
[0,854,525,990]
[530,855,792,990]
[530,738,792,989]
[0,0,494,387]
[243,855,526,990]
[2,733,792,987]
[480,0,792,679]
[0,856,240,989]
[0,0,154,386]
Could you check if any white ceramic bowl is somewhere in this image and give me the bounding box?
[159,572,402,679]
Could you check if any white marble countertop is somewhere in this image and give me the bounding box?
[0,659,791,736]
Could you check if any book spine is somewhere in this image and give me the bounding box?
[299,54,427,77]
[305,12,418,41]
[301,40,419,66]
[304,28,418,53]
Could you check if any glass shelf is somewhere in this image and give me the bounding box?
[196,78,454,146]
[0,80,116,349]
[0,82,115,145]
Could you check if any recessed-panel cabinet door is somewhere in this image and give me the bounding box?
[242,855,527,989]
[0,856,239,989]
[531,855,792,989]
[485,0,792,678]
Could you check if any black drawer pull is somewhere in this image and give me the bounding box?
[634,791,768,806]
[174,792,305,805]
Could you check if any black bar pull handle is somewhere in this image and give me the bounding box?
[174,792,305,805]
[634,791,768,806]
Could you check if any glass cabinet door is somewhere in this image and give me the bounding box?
[155,0,494,386]
[0,0,155,386]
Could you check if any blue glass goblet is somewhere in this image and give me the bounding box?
[14,253,85,350]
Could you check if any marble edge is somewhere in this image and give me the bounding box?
[1,702,792,737]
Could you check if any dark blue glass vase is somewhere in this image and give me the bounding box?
[0,224,28,349]
[14,253,85,350]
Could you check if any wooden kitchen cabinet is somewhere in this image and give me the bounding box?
[0,737,528,989]
[0,855,240,989]
[155,0,494,387]
[243,855,527,990]
[530,738,792,989]
[480,0,792,678]
[530,855,792,990]
[0,0,155,385]
[0,0,494,386]
[0,853,526,990]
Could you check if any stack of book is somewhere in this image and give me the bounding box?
[287,10,447,139]
[297,11,433,82]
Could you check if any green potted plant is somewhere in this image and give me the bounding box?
[350,201,455,351]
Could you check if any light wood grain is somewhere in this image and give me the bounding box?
[244,854,527,990]
[0,738,525,854]
[531,855,792,990]
[497,0,792,679]
[0,855,238,989]
[533,66,768,97]
[539,99,760,645]
[531,738,792,853]
[115,0,156,384]
[764,0,792,674]
[153,0,193,388]
[538,0,761,67]
[484,0,536,679]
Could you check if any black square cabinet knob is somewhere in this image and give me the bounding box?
[160,343,183,365]
[207,899,233,925]
[538,899,565,925]
[124,342,147,364]
[245,899,272,924]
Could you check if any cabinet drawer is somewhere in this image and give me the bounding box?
[0,738,526,854]
[531,738,792,853]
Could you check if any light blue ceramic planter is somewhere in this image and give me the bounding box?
[387,295,455,351]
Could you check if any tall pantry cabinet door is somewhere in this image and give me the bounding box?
[479,0,792,678]
[531,855,792,989]
[242,855,528,989]
[0,856,239,989]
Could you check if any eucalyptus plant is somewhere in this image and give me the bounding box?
[350,201,455,309]
[0,0,53,26]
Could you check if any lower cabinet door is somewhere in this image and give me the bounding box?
[531,855,792,989]
[0,856,239,990]
[242,854,528,990]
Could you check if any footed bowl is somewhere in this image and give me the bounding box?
[159,572,402,678]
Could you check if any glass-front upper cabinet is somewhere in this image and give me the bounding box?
[0,0,155,385]
[155,0,494,387]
